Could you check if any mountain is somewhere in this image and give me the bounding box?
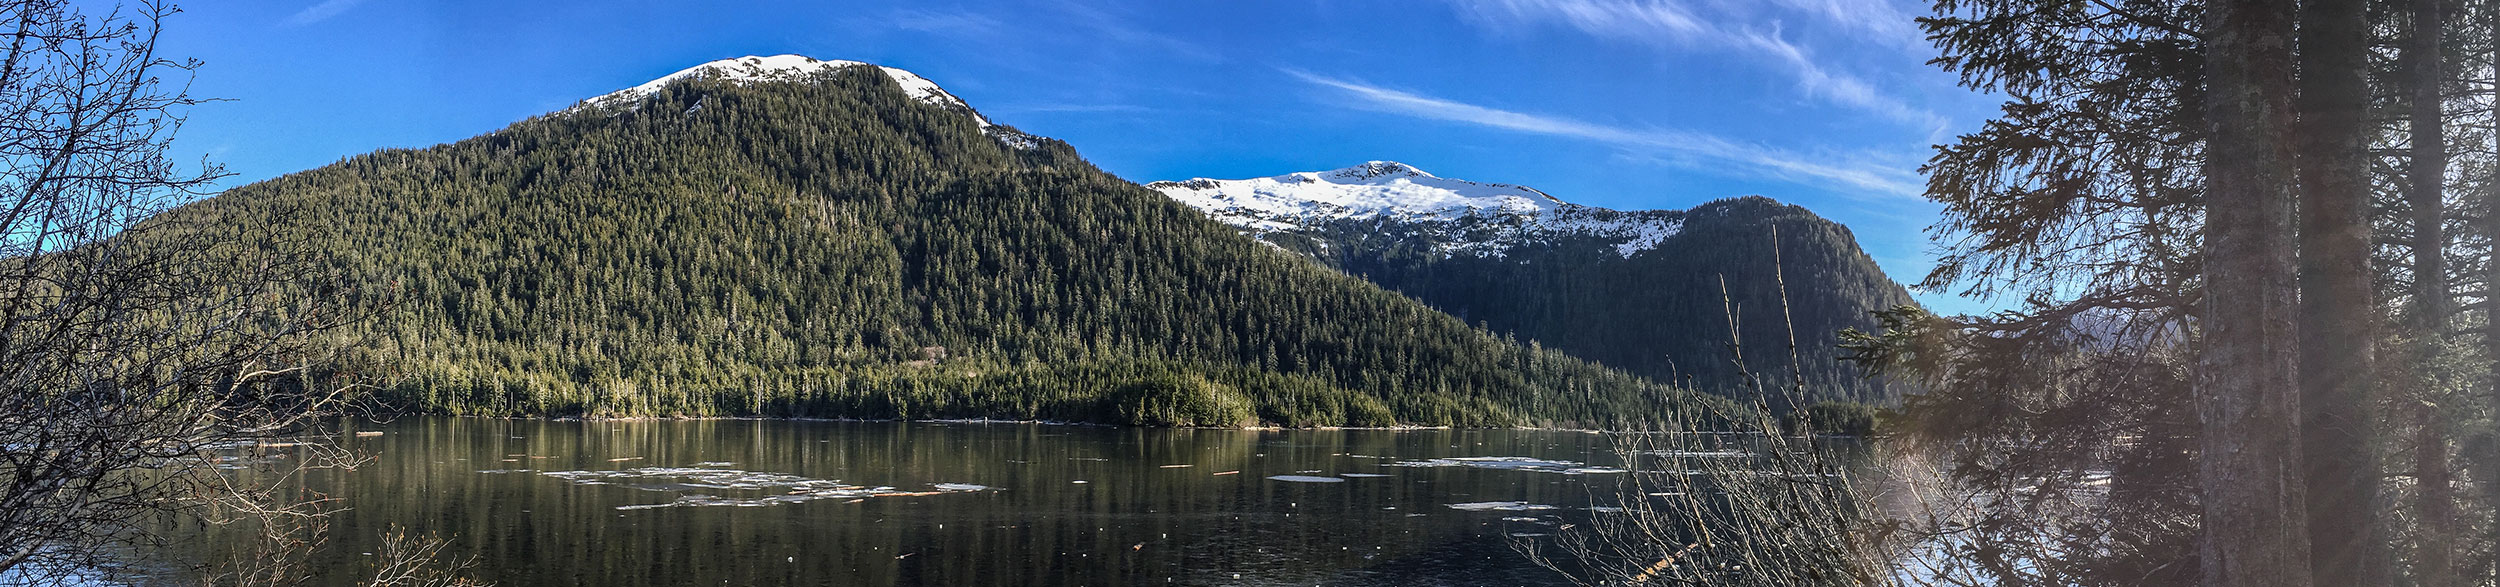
[1151,163,1916,404]
[168,56,1726,427]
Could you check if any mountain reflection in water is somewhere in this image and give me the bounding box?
[160,418,1645,586]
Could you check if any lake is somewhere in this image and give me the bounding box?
[161,417,1641,586]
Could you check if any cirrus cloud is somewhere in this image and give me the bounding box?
[1287,69,1924,200]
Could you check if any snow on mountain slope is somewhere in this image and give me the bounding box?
[1149,162,1684,258]
[574,55,1043,148]
[1152,161,1560,229]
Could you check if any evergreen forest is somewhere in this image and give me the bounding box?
[167,66,1736,427]
[1265,196,1915,405]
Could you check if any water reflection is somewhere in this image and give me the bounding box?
[167,418,1640,586]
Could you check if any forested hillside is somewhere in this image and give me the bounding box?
[1157,178,1916,404]
[168,64,1724,427]
[1315,197,1913,404]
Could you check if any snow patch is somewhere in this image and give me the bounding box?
[580,55,973,120]
[1150,161,1556,226]
[573,54,1042,150]
[1150,162,1684,258]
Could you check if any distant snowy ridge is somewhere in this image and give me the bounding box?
[1151,161,1558,229]
[1149,162,1683,258]
[574,55,1041,148]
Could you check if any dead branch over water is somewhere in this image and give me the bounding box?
[0,1,414,584]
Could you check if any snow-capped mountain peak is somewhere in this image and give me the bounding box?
[1326,160,1436,181]
[1149,161,1565,230]
[579,55,981,122]
[570,55,1046,150]
[1149,163,1682,258]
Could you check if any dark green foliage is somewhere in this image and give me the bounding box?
[1781,401,1879,437]
[1105,372,1258,428]
[165,66,1725,427]
[1273,197,1915,405]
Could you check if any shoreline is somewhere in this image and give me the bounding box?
[362,415,1866,437]
[375,414,1598,432]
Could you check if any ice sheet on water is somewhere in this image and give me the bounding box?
[1640,450,1751,458]
[1447,501,1559,512]
[1266,475,1346,483]
[1385,456,1626,475]
[535,466,990,510]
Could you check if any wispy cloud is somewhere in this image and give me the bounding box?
[1287,70,1922,199]
[1047,0,1215,62]
[873,2,1214,63]
[1759,0,1924,47]
[887,10,1006,37]
[281,0,366,27]
[990,102,1151,114]
[1732,27,1945,132]
[1447,0,1941,132]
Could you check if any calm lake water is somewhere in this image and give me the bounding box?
[166,417,1643,586]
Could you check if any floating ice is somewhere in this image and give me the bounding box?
[1386,456,1626,475]
[1640,450,1752,458]
[1447,502,1560,512]
[1266,475,1346,483]
[535,466,990,510]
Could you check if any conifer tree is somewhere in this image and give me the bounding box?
[2294,0,2388,579]
[2195,0,2310,583]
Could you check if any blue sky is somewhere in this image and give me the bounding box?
[158,0,2001,313]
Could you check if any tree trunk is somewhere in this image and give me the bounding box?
[2402,0,2456,583]
[2418,403,2458,587]
[2408,0,2452,327]
[2198,0,2310,585]
[2294,0,2385,581]
[2486,26,2500,582]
